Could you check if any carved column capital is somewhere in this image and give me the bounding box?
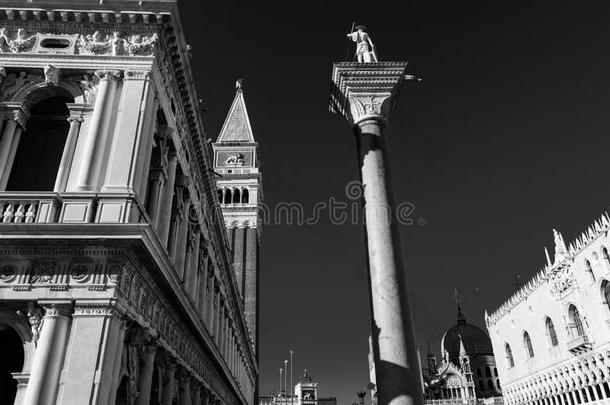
[329,62,408,126]
[0,102,30,128]
[39,300,73,317]
[94,69,122,81]
[65,103,92,123]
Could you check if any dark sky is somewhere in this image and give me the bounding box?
[179,1,610,403]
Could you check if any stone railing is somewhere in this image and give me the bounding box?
[0,192,149,225]
[0,193,61,223]
[425,399,484,405]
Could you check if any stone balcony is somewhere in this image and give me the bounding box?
[567,334,593,355]
[0,191,147,225]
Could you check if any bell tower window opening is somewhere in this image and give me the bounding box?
[5,96,72,192]
[233,188,241,204]
[242,188,249,203]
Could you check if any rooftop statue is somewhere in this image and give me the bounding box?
[346,25,378,63]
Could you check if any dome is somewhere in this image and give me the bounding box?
[441,307,493,362]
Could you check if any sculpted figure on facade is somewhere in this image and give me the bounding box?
[0,28,10,52]
[21,302,43,346]
[79,73,99,104]
[44,64,60,86]
[347,25,378,63]
[0,71,39,101]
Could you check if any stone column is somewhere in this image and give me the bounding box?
[193,383,201,405]
[330,62,423,405]
[23,301,73,405]
[54,104,88,192]
[146,169,164,223]
[74,70,121,191]
[0,103,28,189]
[162,361,177,405]
[174,181,191,279]
[135,340,157,405]
[157,152,178,245]
[179,368,192,405]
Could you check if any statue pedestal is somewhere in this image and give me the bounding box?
[330,62,423,405]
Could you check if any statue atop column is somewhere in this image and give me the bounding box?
[347,25,378,63]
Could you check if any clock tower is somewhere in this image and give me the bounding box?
[213,81,262,356]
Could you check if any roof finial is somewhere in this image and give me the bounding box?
[553,228,568,264]
[236,78,243,91]
[452,288,466,324]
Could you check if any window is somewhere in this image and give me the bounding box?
[485,366,491,377]
[497,379,501,388]
[546,317,559,347]
[477,368,482,377]
[523,331,534,358]
[603,247,609,261]
[488,380,494,390]
[505,343,514,368]
[603,281,610,312]
[494,367,498,377]
[233,188,241,204]
[479,380,485,391]
[585,260,595,282]
[569,305,585,337]
[242,188,249,203]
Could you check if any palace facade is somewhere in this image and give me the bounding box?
[0,1,260,404]
[486,214,610,405]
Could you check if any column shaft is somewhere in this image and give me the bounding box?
[54,117,82,192]
[23,303,72,405]
[162,363,176,405]
[157,153,178,245]
[0,126,22,189]
[135,344,157,405]
[74,71,119,191]
[0,119,18,188]
[355,118,422,405]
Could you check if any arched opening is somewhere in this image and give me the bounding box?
[233,188,240,204]
[546,317,559,347]
[488,380,494,390]
[505,343,514,368]
[585,260,595,282]
[524,331,535,358]
[569,305,584,337]
[217,189,224,203]
[223,188,231,204]
[6,96,72,191]
[0,325,24,404]
[602,280,610,312]
[603,247,609,261]
[485,366,491,377]
[241,188,249,203]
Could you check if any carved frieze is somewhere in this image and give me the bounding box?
[30,261,55,284]
[0,27,158,56]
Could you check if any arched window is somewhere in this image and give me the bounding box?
[223,188,231,204]
[505,343,514,368]
[497,379,501,388]
[585,259,595,282]
[523,331,534,358]
[494,367,498,377]
[242,188,249,203]
[603,247,609,261]
[546,317,559,347]
[217,189,223,202]
[479,380,485,391]
[477,368,482,377]
[569,305,585,337]
[485,366,491,377]
[488,380,494,390]
[5,97,72,191]
[233,188,241,204]
[0,325,25,404]
[603,280,610,312]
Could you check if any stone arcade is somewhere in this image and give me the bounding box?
[0,1,260,405]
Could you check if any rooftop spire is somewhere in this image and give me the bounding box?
[452,288,466,324]
[216,79,255,143]
[553,228,568,264]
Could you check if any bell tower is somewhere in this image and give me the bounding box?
[213,80,262,355]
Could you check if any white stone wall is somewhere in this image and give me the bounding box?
[487,227,610,405]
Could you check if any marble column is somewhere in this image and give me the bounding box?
[179,368,192,405]
[54,104,88,192]
[193,384,201,405]
[146,169,164,223]
[330,62,423,405]
[135,341,157,405]
[157,152,178,245]
[174,182,191,279]
[162,361,177,405]
[0,103,28,190]
[74,70,121,191]
[23,301,73,405]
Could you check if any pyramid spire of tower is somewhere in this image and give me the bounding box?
[216,79,255,143]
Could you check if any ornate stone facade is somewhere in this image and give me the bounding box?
[0,1,258,405]
[486,213,610,405]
